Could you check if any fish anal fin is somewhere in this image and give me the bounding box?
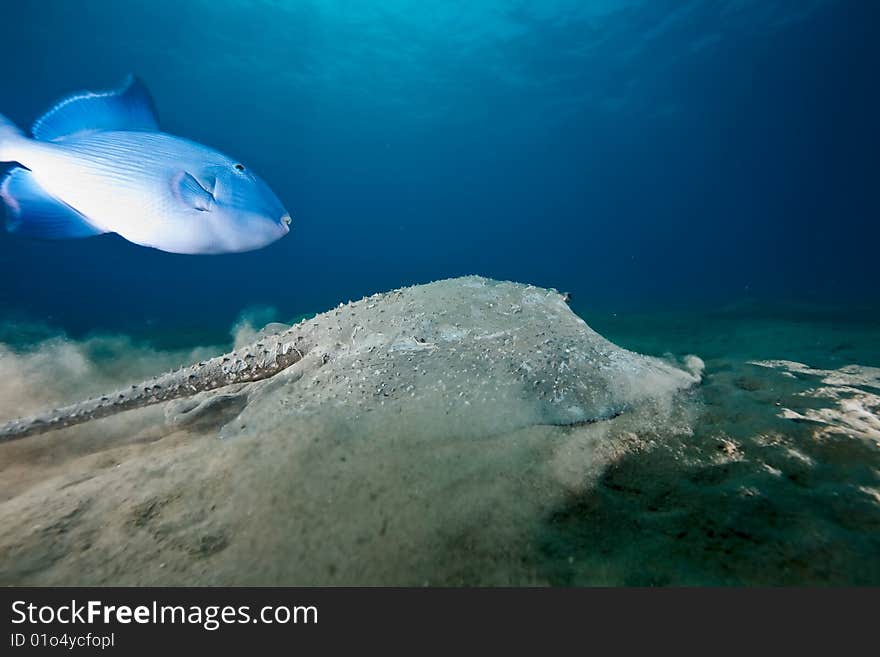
[1,168,106,239]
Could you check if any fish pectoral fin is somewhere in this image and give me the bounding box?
[32,75,159,141]
[1,168,106,239]
[172,171,215,212]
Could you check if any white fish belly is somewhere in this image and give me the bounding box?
[18,133,214,251]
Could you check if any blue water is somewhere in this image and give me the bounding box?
[1,0,877,342]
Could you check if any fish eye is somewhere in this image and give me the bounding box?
[234,163,245,172]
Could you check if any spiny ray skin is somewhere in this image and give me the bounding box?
[0,327,313,442]
[0,277,700,443]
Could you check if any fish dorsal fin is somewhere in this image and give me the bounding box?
[32,75,159,141]
[172,172,215,212]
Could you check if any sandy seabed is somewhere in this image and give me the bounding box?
[0,285,877,586]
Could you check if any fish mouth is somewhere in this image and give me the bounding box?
[280,213,292,233]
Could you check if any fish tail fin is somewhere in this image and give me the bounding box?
[0,113,25,163]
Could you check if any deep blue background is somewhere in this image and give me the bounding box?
[1,0,877,343]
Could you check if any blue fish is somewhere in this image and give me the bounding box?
[0,76,291,254]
